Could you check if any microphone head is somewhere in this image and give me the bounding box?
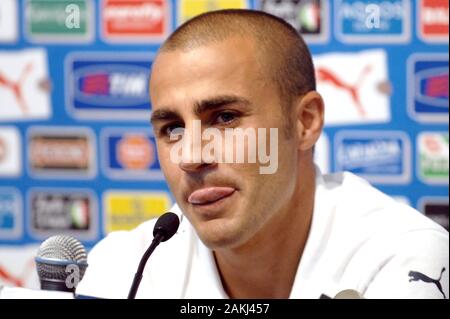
[153,212,180,242]
[35,235,88,292]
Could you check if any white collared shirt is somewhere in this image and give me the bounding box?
[76,170,449,299]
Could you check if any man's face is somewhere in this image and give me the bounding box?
[150,36,300,250]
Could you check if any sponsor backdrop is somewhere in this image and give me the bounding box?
[0,0,448,289]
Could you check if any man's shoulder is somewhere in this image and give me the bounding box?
[92,219,157,254]
[75,219,158,298]
[88,205,188,259]
[321,171,446,235]
[76,206,195,298]
[322,170,395,209]
[313,171,448,298]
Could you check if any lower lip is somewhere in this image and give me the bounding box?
[190,190,236,217]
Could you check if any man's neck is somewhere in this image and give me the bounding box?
[213,161,316,299]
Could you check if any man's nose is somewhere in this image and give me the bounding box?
[178,121,217,173]
[178,146,218,173]
[179,160,213,173]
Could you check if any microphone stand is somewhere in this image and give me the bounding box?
[127,232,164,299]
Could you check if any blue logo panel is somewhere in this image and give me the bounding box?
[408,54,449,123]
[101,128,163,180]
[27,188,98,241]
[335,131,411,184]
[335,0,411,43]
[65,53,154,120]
[0,188,22,240]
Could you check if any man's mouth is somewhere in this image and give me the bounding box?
[188,187,236,205]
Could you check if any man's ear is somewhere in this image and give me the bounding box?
[294,91,324,151]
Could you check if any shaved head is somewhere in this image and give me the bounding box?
[158,9,316,114]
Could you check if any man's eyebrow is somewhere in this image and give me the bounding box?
[194,95,250,116]
[150,95,250,124]
[150,109,181,124]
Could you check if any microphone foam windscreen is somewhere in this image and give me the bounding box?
[153,212,180,242]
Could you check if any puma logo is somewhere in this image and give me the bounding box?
[409,267,446,298]
[0,62,33,114]
[0,259,36,288]
[316,65,372,117]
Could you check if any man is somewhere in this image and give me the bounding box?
[76,10,449,299]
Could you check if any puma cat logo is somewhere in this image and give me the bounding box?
[409,267,446,298]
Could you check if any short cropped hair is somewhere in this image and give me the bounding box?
[160,9,316,112]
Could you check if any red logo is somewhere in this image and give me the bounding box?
[0,62,33,114]
[316,65,373,117]
[117,134,155,169]
[0,259,35,288]
[102,0,170,41]
[81,73,110,95]
[424,135,442,154]
[425,74,448,98]
[419,0,449,41]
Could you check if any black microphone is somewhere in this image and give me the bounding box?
[127,212,180,299]
[35,235,88,293]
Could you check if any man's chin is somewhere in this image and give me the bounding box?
[200,237,243,251]
[195,220,246,250]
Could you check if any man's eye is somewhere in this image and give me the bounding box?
[215,112,237,124]
[161,124,184,138]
